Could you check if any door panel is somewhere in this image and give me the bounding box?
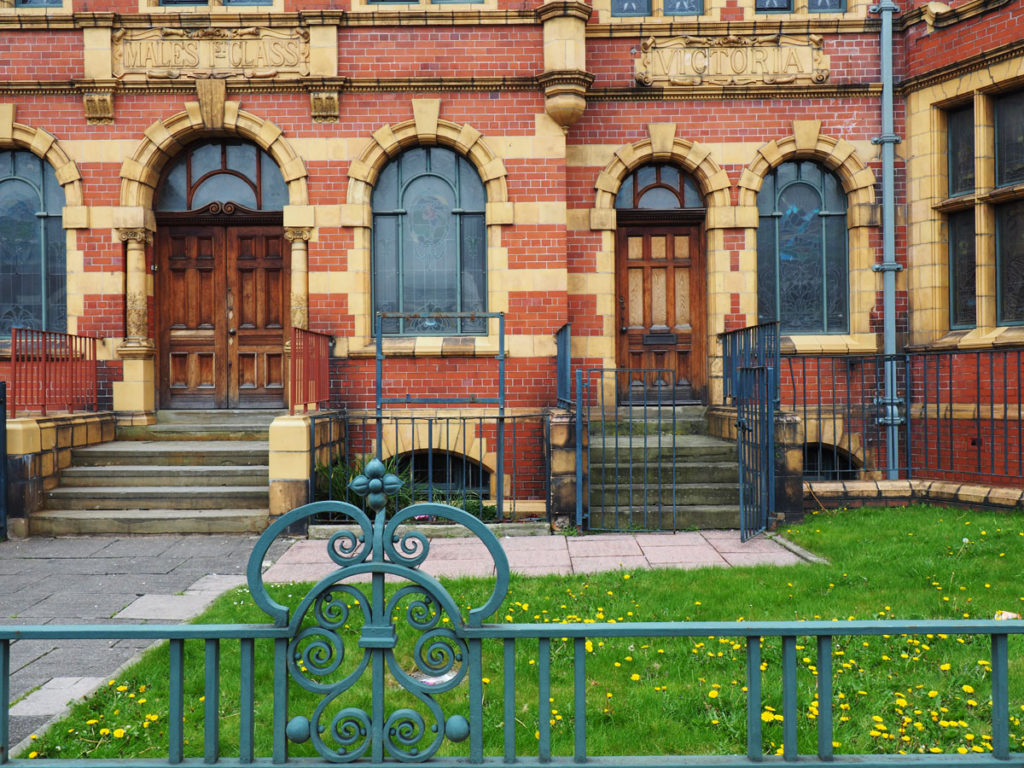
[158,225,288,409]
[616,225,705,403]
[227,228,287,407]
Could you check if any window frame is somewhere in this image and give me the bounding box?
[757,160,850,335]
[0,149,66,337]
[371,146,488,337]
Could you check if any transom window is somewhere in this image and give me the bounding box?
[156,141,286,213]
[0,150,66,336]
[757,161,849,334]
[372,147,487,336]
[615,164,703,210]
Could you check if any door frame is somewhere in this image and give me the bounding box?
[154,209,286,410]
[614,209,707,403]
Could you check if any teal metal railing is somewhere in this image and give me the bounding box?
[3,465,1022,766]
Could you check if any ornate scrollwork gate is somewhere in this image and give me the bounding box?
[247,458,509,762]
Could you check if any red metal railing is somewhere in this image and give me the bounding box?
[9,328,99,418]
[290,327,332,414]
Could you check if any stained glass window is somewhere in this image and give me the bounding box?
[611,0,652,15]
[664,0,702,16]
[757,161,848,333]
[995,90,1024,188]
[372,147,487,336]
[948,209,976,328]
[996,199,1024,324]
[756,0,793,12]
[156,141,286,212]
[0,150,65,336]
[947,105,975,197]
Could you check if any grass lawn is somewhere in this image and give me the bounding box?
[19,503,1024,761]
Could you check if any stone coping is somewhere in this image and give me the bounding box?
[805,479,1024,510]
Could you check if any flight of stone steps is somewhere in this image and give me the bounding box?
[32,410,279,536]
[585,405,741,531]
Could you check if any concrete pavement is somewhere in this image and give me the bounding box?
[0,529,816,753]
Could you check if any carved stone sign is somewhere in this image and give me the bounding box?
[112,27,310,80]
[634,34,829,87]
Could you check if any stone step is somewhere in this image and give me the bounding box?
[28,508,270,536]
[46,485,270,510]
[71,440,269,467]
[117,424,271,441]
[586,505,741,531]
[587,434,736,463]
[155,409,284,426]
[589,483,740,507]
[59,464,270,487]
[588,461,738,485]
[587,418,706,436]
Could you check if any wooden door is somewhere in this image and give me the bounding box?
[158,225,288,409]
[615,224,705,403]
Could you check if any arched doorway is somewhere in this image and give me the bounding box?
[155,140,290,409]
[614,164,706,403]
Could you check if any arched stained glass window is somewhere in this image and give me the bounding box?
[615,163,703,210]
[372,147,487,336]
[757,161,848,333]
[0,150,66,335]
[156,140,287,212]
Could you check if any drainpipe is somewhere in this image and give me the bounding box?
[871,0,903,480]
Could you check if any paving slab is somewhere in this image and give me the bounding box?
[115,593,220,621]
[718,550,805,567]
[9,677,107,717]
[571,555,650,573]
[634,531,709,547]
[641,545,729,566]
[566,537,644,557]
[505,548,573,569]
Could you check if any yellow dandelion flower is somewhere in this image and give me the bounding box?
[28,752,38,759]
[100,729,111,736]
[630,673,641,681]
[708,690,719,699]
[962,685,975,694]
[113,729,126,739]
[116,685,128,692]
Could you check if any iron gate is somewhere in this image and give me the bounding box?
[736,366,775,541]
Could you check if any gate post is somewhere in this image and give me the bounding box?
[548,411,584,531]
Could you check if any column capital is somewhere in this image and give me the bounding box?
[285,227,313,242]
[118,228,153,246]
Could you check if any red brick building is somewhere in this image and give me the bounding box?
[0,0,1021,532]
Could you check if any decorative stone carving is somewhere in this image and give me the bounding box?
[285,227,313,242]
[536,70,595,130]
[195,78,227,129]
[112,27,310,80]
[310,91,340,123]
[634,34,830,87]
[118,228,153,246]
[83,92,115,125]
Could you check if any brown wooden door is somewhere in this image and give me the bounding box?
[158,225,288,409]
[615,224,705,403]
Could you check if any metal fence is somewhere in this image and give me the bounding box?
[8,328,99,417]
[720,321,780,407]
[2,490,1022,768]
[575,368,692,532]
[290,328,333,415]
[308,411,550,523]
[781,347,1023,485]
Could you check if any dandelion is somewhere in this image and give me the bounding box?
[116,685,128,692]
[28,753,38,759]
[708,690,719,699]
[113,729,126,739]
[630,673,641,681]
[482,677,491,684]
[100,729,111,736]
[962,685,975,694]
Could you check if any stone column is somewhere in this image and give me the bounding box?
[114,226,156,422]
[285,227,311,331]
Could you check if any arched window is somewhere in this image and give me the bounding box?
[757,161,848,333]
[615,163,703,210]
[156,140,287,213]
[372,147,487,335]
[0,150,66,335]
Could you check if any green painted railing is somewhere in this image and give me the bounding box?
[2,460,1022,766]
